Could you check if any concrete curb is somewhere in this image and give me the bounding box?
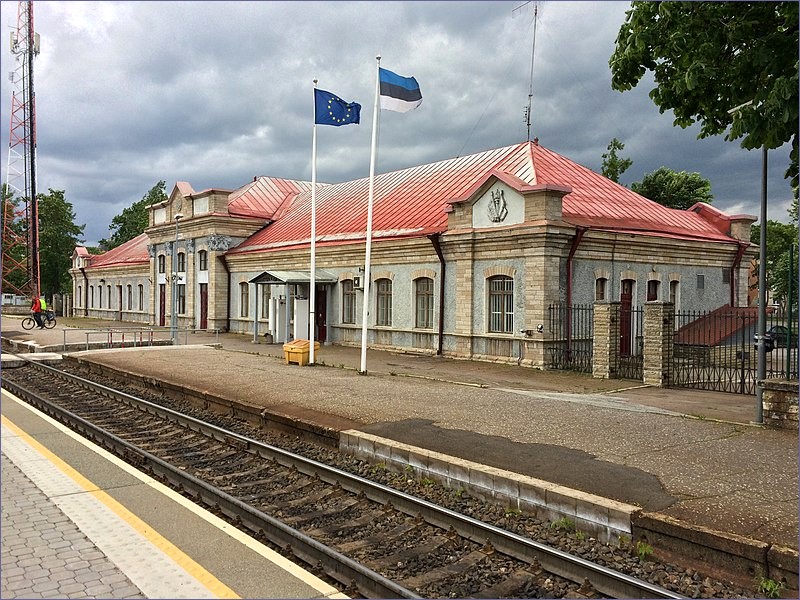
[339,429,639,544]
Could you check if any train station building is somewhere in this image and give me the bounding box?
[70,140,757,368]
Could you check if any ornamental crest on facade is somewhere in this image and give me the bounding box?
[207,234,232,251]
[146,244,155,258]
[186,239,195,253]
[487,189,508,223]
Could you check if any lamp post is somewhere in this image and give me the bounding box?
[170,213,184,344]
[727,100,766,424]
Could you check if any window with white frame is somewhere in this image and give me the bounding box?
[77,286,82,307]
[99,286,103,308]
[198,250,208,271]
[488,275,514,333]
[670,280,679,306]
[342,279,355,324]
[107,285,112,307]
[177,252,186,272]
[138,284,144,311]
[376,278,392,326]
[158,255,166,273]
[414,277,434,329]
[240,282,249,317]
[126,285,132,309]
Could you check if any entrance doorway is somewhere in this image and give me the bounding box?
[620,279,634,356]
[199,283,208,330]
[315,285,327,343]
[159,284,166,327]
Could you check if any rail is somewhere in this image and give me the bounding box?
[61,327,221,351]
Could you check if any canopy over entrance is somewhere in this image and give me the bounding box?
[248,269,338,285]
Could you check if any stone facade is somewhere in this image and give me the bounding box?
[762,380,799,429]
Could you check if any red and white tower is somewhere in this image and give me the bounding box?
[2,0,40,298]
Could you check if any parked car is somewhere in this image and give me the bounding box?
[754,325,798,351]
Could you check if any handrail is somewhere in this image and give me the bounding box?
[61,327,220,351]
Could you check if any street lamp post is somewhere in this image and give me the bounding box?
[170,213,184,344]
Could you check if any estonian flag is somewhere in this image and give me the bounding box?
[379,68,422,113]
[314,88,361,126]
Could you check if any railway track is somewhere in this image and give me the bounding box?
[2,356,743,598]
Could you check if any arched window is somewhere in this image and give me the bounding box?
[341,279,356,324]
[375,278,392,326]
[138,284,144,311]
[107,285,112,307]
[198,250,208,271]
[260,285,271,320]
[647,279,660,301]
[126,285,132,309]
[669,280,679,306]
[488,275,513,333]
[77,286,82,307]
[89,286,94,307]
[595,277,608,301]
[98,286,103,308]
[177,252,186,272]
[177,284,186,314]
[158,255,166,274]
[414,277,434,329]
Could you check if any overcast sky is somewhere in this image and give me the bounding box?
[0,0,794,245]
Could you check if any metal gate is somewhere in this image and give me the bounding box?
[616,306,643,380]
[545,303,593,373]
[669,307,798,395]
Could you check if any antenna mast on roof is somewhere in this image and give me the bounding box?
[514,1,539,142]
[2,0,41,298]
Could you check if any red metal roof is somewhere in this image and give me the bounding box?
[228,176,315,219]
[86,233,150,268]
[230,141,742,255]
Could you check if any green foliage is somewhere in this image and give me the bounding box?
[610,1,799,192]
[601,137,633,183]
[549,516,575,532]
[757,577,784,598]
[631,167,713,209]
[751,215,799,308]
[37,189,85,298]
[635,540,654,561]
[98,180,167,251]
[1,185,28,292]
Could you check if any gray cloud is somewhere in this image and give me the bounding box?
[1,0,793,246]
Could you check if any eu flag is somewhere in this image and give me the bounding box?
[314,88,361,126]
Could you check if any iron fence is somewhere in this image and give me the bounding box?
[545,303,593,373]
[670,308,798,395]
[615,306,643,381]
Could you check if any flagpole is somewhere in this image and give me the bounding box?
[360,55,381,375]
[310,79,318,364]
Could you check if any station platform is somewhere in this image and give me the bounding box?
[2,315,798,592]
[0,390,347,600]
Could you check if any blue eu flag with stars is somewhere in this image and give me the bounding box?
[314,88,361,126]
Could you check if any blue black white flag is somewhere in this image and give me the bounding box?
[314,88,361,126]
[379,68,422,113]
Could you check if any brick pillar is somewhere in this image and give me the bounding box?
[452,259,473,357]
[643,301,674,387]
[593,301,620,379]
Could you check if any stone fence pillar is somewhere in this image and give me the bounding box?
[593,301,620,379]
[762,379,799,429]
[643,301,674,387]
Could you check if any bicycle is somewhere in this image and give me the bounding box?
[21,310,56,330]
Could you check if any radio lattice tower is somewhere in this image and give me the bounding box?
[2,0,40,298]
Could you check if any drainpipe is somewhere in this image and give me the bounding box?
[79,267,89,316]
[428,233,446,356]
[219,254,231,332]
[565,227,587,358]
[729,242,748,307]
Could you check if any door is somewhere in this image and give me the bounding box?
[159,284,166,327]
[199,283,208,330]
[315,285,327,343]
[620,279,633,356]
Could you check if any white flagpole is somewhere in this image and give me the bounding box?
[360,55,381,375]
[310,79,318,364]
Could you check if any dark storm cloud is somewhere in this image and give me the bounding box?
[0,1,793,245]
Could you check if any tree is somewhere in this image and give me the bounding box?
[751,205,798,308]
[631,167,713,210]
[98,180,167,250]
[38,189,85,299]
[610,1,799,193]
[601,138,633,183]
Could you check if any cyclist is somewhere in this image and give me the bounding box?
[40,296,54,323]
[31,296,44,329]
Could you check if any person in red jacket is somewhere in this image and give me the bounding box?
[31,296,44,328]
